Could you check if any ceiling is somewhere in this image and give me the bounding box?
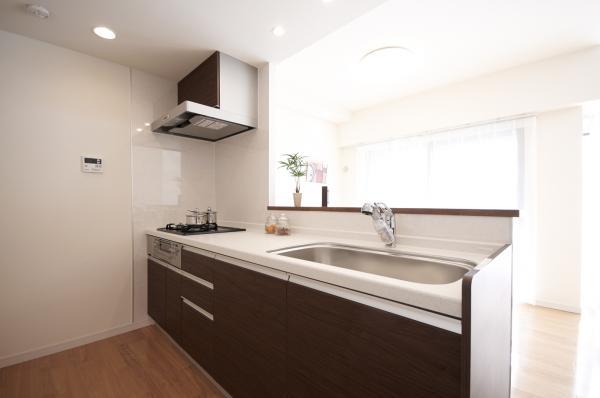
[0,0,387,80]
[275,0,600,118]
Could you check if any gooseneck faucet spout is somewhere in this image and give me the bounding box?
[361,202,396,247]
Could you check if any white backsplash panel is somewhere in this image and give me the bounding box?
[131,69,216,323]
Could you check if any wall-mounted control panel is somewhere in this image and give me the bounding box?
[81,156,103,173]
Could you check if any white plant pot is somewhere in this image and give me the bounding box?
[293,192,302,207]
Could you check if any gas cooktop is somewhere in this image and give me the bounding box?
[157,223,246,236]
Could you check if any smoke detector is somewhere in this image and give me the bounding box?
[26,4,50,19]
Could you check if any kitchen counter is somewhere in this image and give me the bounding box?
[147,227,504,319]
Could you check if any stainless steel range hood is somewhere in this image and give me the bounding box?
[151,100,257,141]
[151,52,258,142]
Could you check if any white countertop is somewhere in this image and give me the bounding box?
[147,227,503,318]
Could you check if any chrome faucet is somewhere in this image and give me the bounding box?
[361,202,396,247]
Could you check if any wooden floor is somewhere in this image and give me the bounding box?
[0,326,225,398]
[0,304,584,398]
[511,304,581,398]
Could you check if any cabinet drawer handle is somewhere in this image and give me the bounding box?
[180,270,214,290]
[182,297,214,321]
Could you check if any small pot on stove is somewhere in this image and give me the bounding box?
[206,207,217,225]
[186,209,208,225]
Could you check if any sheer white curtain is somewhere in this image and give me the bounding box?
[354,119,530,208]
[354,117,537,303]
[575,104,600,398]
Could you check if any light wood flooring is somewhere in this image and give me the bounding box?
[511,304,582,398]
[0,326,224,398]
[0,304,584,398]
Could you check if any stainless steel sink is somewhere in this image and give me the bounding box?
[269,243,476,285]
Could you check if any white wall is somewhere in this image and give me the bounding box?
[270,106,339,206]
[0,31,133,363]
[339,46,600,146]
[535,108,582,312]
[130,70,216,324]
[216,64,513,244]
[0,31,218,367]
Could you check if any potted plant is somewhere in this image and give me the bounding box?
[279,153,307,207]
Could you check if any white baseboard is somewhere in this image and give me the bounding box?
[533,299,581,314]
[0,317,155,369]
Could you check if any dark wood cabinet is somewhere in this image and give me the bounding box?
[147,259,166,329]
[182,248,215,283]
[164,267,182,344]
[150,256,461,398]
[212,259,287,398]
[181,299,213,373]
[286,282,462,398]
[181,276,213,314]
[178,51,220,108]
[148,260,182,343]
[148,244,494,398]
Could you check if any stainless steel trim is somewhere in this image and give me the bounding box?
[182,245,216,259]
[215,254,289,281]
[180,270,214,290]
[147,256,180,273]
[289,275,461,334]
[182,298,214,321]
[147,256,214,290]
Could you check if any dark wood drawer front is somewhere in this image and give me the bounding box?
[181,301,213,373]
[213,259,287,347]
[147,259,166,328]
[181,275,213,314]
[164,267,182,344]
[212,259,286,398]
[287,282,462,398]
[181,249,214,282]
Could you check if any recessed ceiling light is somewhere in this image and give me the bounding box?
[136,128,143,132]
[93,26,116,40]
[144,122,151,127]
[26,4,50,19]
[271,26,286,37]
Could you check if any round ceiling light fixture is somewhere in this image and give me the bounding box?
[355,46,419,82]
[93,26,116,40]
[271,25,286,37]
[26,4,50,19]
[360,46,415,66]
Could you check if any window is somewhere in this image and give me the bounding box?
[354,117,537,307]
[354,118,530,209]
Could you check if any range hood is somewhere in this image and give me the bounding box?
[151,52,258,142]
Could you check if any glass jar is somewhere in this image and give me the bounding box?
[276,213,290,235]
[265,213,277,234]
